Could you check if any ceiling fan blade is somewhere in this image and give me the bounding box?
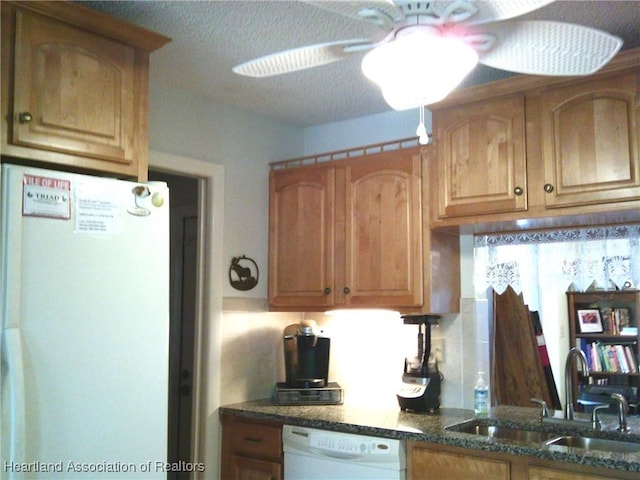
[477,21,623,75]
[303,1,404,28]
[232,40,375,78]
[462,0,556,25]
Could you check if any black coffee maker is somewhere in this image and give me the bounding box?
[283,320,330,389]
[397,314,441,412]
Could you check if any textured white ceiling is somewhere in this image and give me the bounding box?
[81,1,640,127]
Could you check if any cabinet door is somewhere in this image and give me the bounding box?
[230,455,281,480]
[268,166,335,309]
[528,466,607,480]
[221,415,282,480]
[344,150,423,307]
[436,94,527,218]
[539,71,640,208]
[410,447,510,480]
[11,10,137,168]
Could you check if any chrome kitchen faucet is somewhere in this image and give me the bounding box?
[564,347,589,421]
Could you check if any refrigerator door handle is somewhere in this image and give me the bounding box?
[2,327,26,469]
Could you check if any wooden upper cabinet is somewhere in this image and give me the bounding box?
[429,49,640,229]
[268,147,425,311]
[435,94,527,218]
[345,151,423,307]
[538,71,640,208]
[268,165,335,309]
[13,10,136,165]
[1,2,170,180]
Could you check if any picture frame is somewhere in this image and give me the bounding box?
[577,309,603,333]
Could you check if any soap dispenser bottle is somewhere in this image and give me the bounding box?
[474,371,489,417]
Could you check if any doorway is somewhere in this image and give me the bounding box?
[149,169,198,479]
[149,150,225,477]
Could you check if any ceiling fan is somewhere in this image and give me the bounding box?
[233,0,622,141]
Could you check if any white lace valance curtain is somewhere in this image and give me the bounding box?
[474,224,640,309]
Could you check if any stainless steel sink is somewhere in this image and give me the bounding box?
[445,421,558,443]
[545,435,640,453]
[446,420,640,453]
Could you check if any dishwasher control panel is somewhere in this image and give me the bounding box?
[282,424,406,468]
[310,431,392,455]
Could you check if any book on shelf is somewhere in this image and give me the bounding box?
[600,307,631,335]
[579,339,638,374]
[615,344,630,372]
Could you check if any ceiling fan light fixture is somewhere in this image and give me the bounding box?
[361,26,478,110]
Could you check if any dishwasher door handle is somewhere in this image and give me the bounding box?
[309,447,363,461]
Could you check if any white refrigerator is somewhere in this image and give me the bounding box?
[1,164,170,479]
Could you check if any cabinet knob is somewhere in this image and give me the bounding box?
[543,183,554,193]
[18,112,33,124]
[513,186,523,196]
[323,287,331,295]
[343,286,350,294]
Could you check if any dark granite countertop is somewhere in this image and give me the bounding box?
[219,400,640,473]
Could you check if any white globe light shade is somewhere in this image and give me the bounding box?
[362,27,479,110]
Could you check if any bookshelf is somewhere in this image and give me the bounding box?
[567,290,640,413]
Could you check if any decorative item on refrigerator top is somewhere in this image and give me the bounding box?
[275,320,343,405]
[397,314,442,412]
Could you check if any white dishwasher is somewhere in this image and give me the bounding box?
[282,425,406,479]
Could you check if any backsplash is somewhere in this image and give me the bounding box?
[219,298,302,405]
[220,298,490,410]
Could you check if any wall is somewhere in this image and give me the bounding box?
[217,306,476,412]
[303,109,429,155]
[148,82,305,300]
[302,310,468,410]
[459,234,491,410]
[219,300,302,405]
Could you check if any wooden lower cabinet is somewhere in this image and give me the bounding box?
[228,455,281,480]
[221,415,282,480]
[527,466,607,480]
[407,441,638,480]
[410,445,509,480]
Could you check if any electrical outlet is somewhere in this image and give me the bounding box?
[433,338,444,362]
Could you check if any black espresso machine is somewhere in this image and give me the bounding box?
[274,320,343,405]
[397,314,441,412]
